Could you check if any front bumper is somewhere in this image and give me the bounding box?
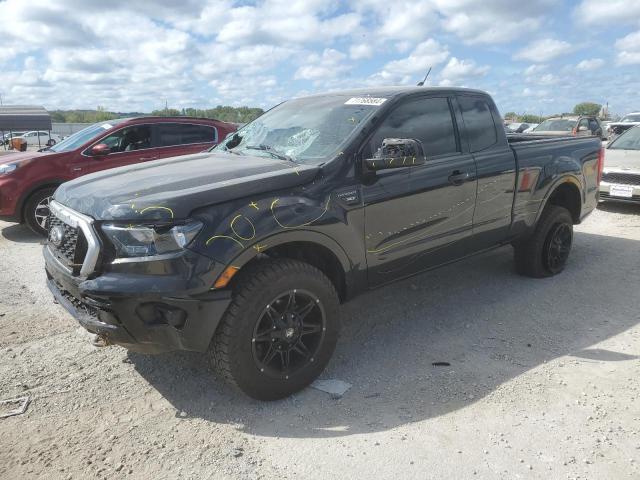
[44,245,232,354]
[599,182,640,204]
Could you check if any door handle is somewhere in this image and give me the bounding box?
[448,170,469,186]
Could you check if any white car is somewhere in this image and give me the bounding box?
[599,125,640,204]
[17,130,63,147]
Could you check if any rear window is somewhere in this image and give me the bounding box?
[458,96,498,152]
[156,123,217,147]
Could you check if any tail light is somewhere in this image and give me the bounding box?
[597,147,604,185]
[571,127,577,136]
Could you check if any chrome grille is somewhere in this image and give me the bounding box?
[47,201,100,278]
[602,172,640,186]
[48,215,79,266]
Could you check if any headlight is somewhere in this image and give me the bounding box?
[102,220,203,258]
[0,163,17,175]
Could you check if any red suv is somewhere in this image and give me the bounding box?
[0,116,236,234]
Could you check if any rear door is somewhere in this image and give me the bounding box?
[83,124,159,174]
[153,122,218,159]
[456,95,517,247]
[362,95,478,287]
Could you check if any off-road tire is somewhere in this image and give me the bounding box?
[24,187,56,236]
[513,205,573,278]
[208,259,340,400]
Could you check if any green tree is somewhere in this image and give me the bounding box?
[573,102,601,116]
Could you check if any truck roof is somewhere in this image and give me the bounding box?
[301,86,489,100]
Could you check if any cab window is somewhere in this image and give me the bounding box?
[366,97,459,159]
[458,96,498,152]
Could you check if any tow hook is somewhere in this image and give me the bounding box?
[91,334,111,348]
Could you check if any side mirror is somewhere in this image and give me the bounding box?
[365,138,426,171]
[89,143,111,157]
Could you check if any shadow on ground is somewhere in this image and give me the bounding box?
[1,223,43,244]
[129,231,640,438]
[597,201,640,215]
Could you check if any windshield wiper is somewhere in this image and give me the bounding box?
[245,144,297,164]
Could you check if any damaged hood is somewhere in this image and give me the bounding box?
[54,151,320,221]
[603,149,640,172]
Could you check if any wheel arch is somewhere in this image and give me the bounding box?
[18,180,65,222]
[537,176,583,225]
[225,231,354,302]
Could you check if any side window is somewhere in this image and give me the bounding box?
[367,97,459,158]
[588,119,598,131]
[99,125,152,153]
[578,118,589,131]
[458,96,498,152]
[156,123,217,147]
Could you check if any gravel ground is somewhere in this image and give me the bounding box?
[1,203,639,480]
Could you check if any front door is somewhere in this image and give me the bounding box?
[362,95,478,287]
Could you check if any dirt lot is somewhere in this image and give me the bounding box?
[1,203,639,480]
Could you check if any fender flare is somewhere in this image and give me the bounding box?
[534,174,583,225]
[224,229,353,275]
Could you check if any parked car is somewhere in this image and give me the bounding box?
[43,87,602,400]
[607,112,640,139]
[1,131,26,145]
[523,123,539,133]
[505,122,531,133]
[599,125,640,203]
[0,116,236,235]
[531,116,605,139]
[15,130,63,147]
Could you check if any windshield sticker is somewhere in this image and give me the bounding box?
[345,97,387,106]
[101,123,113,130]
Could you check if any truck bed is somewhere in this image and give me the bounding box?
[506,133,602,236]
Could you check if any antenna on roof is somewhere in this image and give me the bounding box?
[417,67,432,86]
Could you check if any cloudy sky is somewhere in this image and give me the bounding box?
[1,0,639,116]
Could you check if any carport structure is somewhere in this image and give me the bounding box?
[0,105,52,150]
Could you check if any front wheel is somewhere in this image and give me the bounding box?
[513,205,574,278]
[24,187,56,236]
[208,259,340,400]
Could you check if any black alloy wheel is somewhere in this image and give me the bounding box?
[544,223,572,274]
[252,289,326,379]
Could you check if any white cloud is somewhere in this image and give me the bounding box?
[576,58,605,70]
[514,38,573,63]
[433,0,553,44]
[574,0,640,26]
[439,57,490,83]
[294,49,350,81]
[616,31,640,65]
[379,39,449,77]
[350,44,374,60]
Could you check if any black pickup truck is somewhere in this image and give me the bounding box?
[44,87,603,400]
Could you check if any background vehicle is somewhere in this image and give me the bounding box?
[599,125,640,203]
[0,116,236,234]
[1,131,26,145]
[43,87,602,400]
[15,130,63,147]
[523,123,539,132]
[505,122,530,133]
[531,116,605,138]
[607,112,640,139]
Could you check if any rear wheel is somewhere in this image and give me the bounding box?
[208,259,340,400]
[24,187,56,236]
[513,205,573,278]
